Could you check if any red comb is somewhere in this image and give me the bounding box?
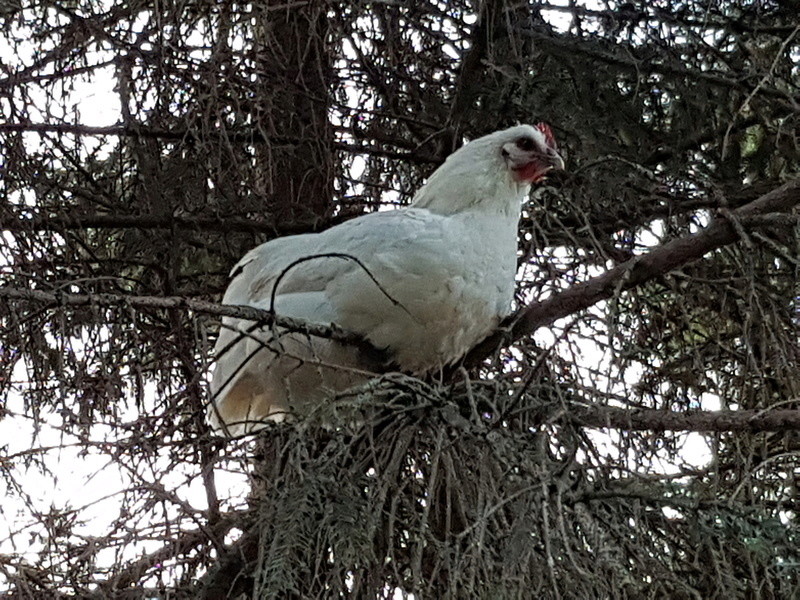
[535,122,557,149]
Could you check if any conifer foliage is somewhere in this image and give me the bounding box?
[1,2,798,598]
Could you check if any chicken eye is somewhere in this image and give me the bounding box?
[515,136,536,152]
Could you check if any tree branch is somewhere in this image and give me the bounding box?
[4,180,798,389]
[92,518,236,596]
[196,526,260,600]
[0,211,332,235]
[0,179,800,376]
[465,178,800,366]
[0,122,439,164]
[565,403,800,433]
[519,27,798,103]
[446,0,497,134]
[0,286,362,345]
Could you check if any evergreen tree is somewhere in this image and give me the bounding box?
[1,1,798,597]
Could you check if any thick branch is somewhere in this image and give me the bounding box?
[446,0,497,132]
[4,180,798,382]
[466,178,800,365]
[0,286,361,345]
[566,404,800,433]
[197,526,260,600]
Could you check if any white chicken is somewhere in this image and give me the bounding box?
[208,124,563,436]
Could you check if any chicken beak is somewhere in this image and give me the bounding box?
[548,151,565,172]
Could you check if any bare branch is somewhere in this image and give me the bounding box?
[0,286,362,345]
[93,518,236,595]
[0,123,440,164]
[0,211,333,235]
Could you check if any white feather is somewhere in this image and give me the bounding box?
[208,124,557,435]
